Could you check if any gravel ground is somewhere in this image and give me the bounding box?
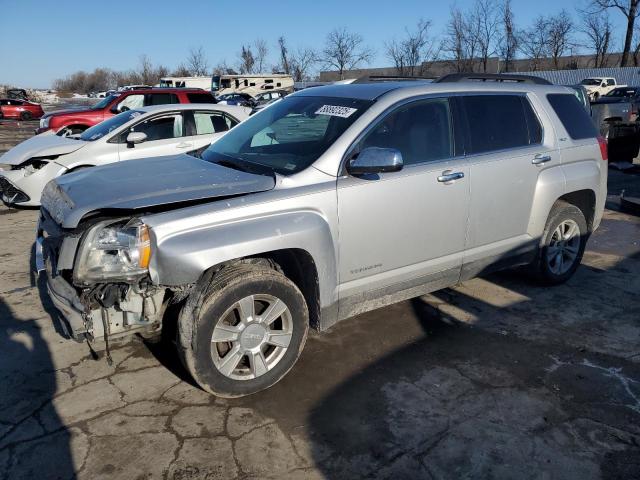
[0,121,639,479]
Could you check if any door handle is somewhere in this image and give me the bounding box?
[437,171,464,183]
[176,142,192,149]
[532,154,551,165]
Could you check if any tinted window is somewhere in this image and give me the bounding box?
[360,98,453,165]
[547,94,598,140]
[461,95,531,154]
[146,93,179,106]
[187,92,215,103]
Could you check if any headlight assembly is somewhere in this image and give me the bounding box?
[74,218,151,284]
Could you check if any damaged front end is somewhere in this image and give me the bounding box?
[36,208,166,346]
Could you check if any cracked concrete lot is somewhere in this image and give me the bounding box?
[1,118,640,479]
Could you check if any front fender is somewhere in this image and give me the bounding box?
[148,210,338,308]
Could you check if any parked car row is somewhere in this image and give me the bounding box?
[0,73,609,398]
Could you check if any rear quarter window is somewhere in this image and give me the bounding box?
[187,93,216,103]
[546,94,597,140]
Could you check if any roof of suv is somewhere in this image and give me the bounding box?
[292,80,570,101]
[120,88,211,94]
[132,103,246,115]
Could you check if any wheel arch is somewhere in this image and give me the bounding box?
[556,189,596,232]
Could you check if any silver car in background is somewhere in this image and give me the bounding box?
[37,74,607,397]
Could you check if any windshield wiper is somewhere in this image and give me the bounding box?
[214,155,275,177]
[216,158,250,173]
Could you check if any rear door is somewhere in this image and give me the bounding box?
[117,111,192,161]
[458,93,558,278]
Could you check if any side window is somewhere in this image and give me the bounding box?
[130,113,184,141]
[146,93,178,106]
[116,94,144,112]
[461,95,529,154]
[359,98,453,165]
[547,94,598,140]
[193,111,237,135]
[187,93,215,103]
[606,79,615,86]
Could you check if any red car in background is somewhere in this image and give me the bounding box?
[36,88,216,135]
[0,99,44,120]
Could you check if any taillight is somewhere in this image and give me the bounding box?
[597,135,608,161]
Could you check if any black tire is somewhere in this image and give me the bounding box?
[177,263,309,397]
[530,202,588,285]
[20,111,33,121]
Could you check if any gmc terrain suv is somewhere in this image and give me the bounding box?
[36,88,216,135]
[37,74,608,397]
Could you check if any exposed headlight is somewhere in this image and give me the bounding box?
[20,157,50,176]
[40,117,50,129]
[75,219,151,284]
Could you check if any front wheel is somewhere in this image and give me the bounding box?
[178,263,309,397]
[20,111,33,121]
[530,202,588,285]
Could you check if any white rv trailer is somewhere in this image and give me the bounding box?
[211,74,294,97]
[158,77,212,90]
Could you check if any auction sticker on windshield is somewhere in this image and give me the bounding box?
[315,105,357,118]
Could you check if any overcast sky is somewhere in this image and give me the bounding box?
[0,0,629,88]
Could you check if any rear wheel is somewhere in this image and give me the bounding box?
[20,111,33,121]
[530,202,588,285]
[177,263,309,397]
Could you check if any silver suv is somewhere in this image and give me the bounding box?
[37,74,608,397]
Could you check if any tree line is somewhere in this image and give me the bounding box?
[53,0,640,93]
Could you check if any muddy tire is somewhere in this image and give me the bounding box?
[177,263,309,397]
[530,202,588,285]
[20,111,33,121]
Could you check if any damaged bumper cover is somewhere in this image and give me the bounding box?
[36,213,166,343]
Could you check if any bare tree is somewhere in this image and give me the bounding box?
[590,0,639,66]
[172,63,192,77]
[581,11,612,67]
[443,7,479,72]
[519,16,549,70]
[254,39,269,73]
[213,61,236,76]
[239,45,256,74]
[497,0,518,71]
[547,10,574,69]
[320,27,374,79]
[385,19,439,76]
[471,0,500,72]
[289,47,317,81]
[186,46,210,76]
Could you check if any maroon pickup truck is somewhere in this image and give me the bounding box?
[36,88,216,135]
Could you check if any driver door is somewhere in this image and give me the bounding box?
[117,112,192,161]
[336,97,470,311]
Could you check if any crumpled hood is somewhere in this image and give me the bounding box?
[0,134,85,166]
[41,154,276,229]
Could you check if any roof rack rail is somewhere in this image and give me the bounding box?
[351,75,436,84]
[434,73,552,85]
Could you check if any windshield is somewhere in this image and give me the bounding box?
[79,110,144,141]
[201,96,373,175]
[605,88,637,98]
[91,94,119,110]
[580,79,601,86]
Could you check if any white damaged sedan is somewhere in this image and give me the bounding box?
[0,103,249,206]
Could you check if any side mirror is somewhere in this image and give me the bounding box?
[347,147,403,175]
[126,131,147,146]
